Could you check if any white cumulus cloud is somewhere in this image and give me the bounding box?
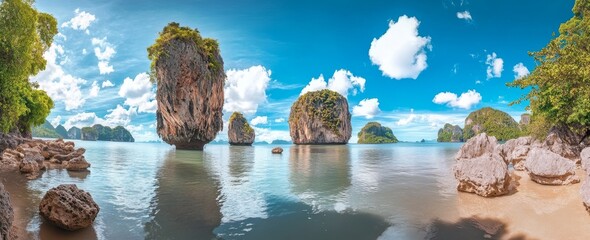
[102,80,114,88]
[89,81,100,97]
[486,52,504,79]
[274,118,285,123]
[29,44,86,111]
[118,73,157,113]
[300,69,365,98]
[369,15,431,80]
[224,65,271,115]
[61,9,96,32]
[91,37,116,75]
[251,116,268,126]
[513,63,530,79]
[352,98,381,119]
[456,11,472,21]
[433,90,482,109]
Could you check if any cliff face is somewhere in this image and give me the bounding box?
[357,122,398,144]
[81,127,97,141]
[463,107,521,141]
[111,126,135,142]
[437,123,464,142]
[289,90,352,144]
[227,112,255,146]
[149,23,224,150]
[67,127,81,139]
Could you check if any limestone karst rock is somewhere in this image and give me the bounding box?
[0,183,14,240]
[437,123,463,142]
[581,177,590,214]
[148,22,224,150]
[455,133,498,160]
[357,122,398,144]
[39,184,99,231]
[227,112,255,146]
[497,136,536,171]
[67,127,81,139]
[524,148,579,185]
[288,90,352,144]
[463,107,521,141]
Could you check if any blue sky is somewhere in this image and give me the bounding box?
[31,0,574,142]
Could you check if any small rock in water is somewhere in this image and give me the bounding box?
[271,147,283,154]
[39,184,99,231]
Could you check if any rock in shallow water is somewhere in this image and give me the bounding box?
[39,184,99,231]
[272,147,283,154]
[288,89,352,144]
[228,112,255,146]
[454,153,512,197]
[524,148,579,185]
[0,183,14,240]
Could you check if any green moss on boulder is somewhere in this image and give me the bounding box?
[463,107,521,141]
[357,122,398,144]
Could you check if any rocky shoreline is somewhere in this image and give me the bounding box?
[454,126,590,215]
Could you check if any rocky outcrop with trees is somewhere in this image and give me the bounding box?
[32,122,134,142]
[288,90,352,144]
[463,107,521,141]
[39,184,99,231]
[437,123,463,142]
[357,122,398,144]
[228,112,255,146]
[148,22,224,150]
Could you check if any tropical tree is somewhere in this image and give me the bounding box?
[508,0,590,139]
[0,0,57,133]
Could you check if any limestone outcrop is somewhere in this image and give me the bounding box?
[437,123,463,142]
[149,22,224,150]
[581,177,590,214]
[357,122,398,144]
[581,147,590,172]
[288,90,352,144]
[227,112,255,146]
[1,139,89,179]
[524,148,579,185]
[463,107,521,141]
[453,133,512,197]
[497,136,537,170]
[39,184,99,231]
[0,183,14,240]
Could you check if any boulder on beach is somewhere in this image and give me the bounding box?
[581,177,590,214]
[497,136,535,171]
[542,126,584,162]
[524,148,579,185]
[455,133,498,160]
[581,147,590,173]
[228,112,255,146]
[148,22,225,150]
[272,147,283,154]
[357,122,398,144]
[453,153,512,197]
[39,184,99,231]
[453,133,512,197]
[0,183,14,240]
[288,89,352,144]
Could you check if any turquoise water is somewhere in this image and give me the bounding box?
[6,141,472,239]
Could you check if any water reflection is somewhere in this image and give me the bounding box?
[289,145,352,198]
[228,146,254,179]
[144,150,221,240]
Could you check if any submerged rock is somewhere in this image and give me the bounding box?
[228,112,255,146]
[524,148,579,185]
[357,122,398,144]
[39,184,99,231]
[437,123,463,142]
[455,133,498,160]
[149,22,224,150]
[272,147,283,154]
[288,90,352,144]
[454,153,512,197]
[0,183,14,240]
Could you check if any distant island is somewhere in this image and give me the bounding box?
[437,107,529,142]
[32,120,134,142]
[357,122,399,144]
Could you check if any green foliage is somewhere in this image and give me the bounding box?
[92,124,113,141]
[111,126,135,142]
[463,107,522,141]
[31,120,60,138]
[437,123,464,142]
[0,0,57,133]
[147,22,221,82]
[357,122,398,144]
[289,89,348,136]
[229,112,254,135]
[508,0,590,137]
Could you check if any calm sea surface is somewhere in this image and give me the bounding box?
[7,140,583,240]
